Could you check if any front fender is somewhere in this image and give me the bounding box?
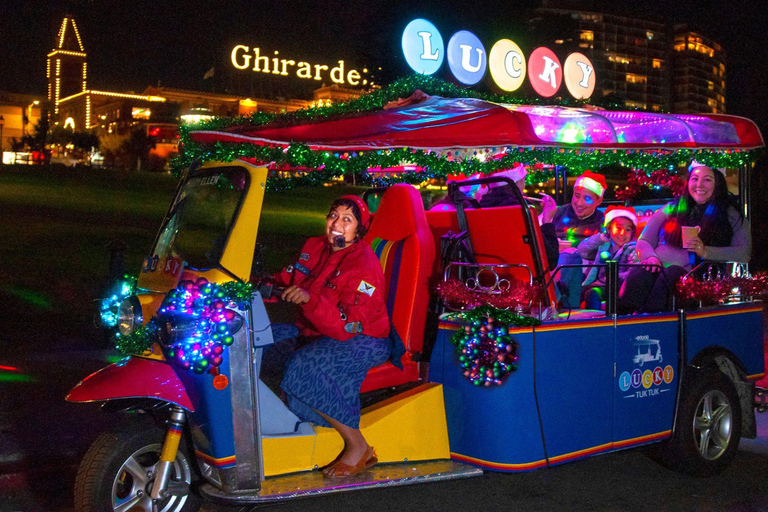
[66,356,194,411]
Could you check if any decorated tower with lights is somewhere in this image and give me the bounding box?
[47,15,87,119]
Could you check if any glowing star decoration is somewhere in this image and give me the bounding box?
[563,52,595,99]
[447,30,487,85]
[489,39,527,92]
[159,278,251,375]
[528,47,562,98]
[402,18,444,75]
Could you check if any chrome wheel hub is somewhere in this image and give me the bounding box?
[111,442,192,512]
[692,389,732,461]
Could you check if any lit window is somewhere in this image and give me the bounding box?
[652,59,663,69]
[651,105,661,112]
[580,30,594,41]
[707,98,717,108]
[579,42,592,49]
[555,39,564,45]
[674,42,685,51]
[625,100,647,109]
[131,107,151,120]
[646,31,654,40]
[707,81,714,91]
[625,73,648,84]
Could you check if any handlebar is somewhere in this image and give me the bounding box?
[258,283,286,300]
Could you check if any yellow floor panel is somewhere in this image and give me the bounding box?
[263,383,450,476]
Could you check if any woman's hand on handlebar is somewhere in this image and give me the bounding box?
[281,285,310,304]
[641,256,662,272]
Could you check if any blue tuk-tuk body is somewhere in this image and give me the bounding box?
[431,304,763,471]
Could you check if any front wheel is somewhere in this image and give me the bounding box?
[74,418,202,512]
[654,368,741,476]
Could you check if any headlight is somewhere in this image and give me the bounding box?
[118,296,143,335]
[156,312,197,347]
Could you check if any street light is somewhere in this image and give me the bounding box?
[24,101,39,136]
[0,115,4,165]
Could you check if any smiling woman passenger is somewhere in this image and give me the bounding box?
[617,163,751,313]
[263,195,403,478]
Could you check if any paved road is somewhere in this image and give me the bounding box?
[2,347,768,512]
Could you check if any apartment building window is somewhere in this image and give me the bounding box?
[626,73,648,84]
[652,59,663,69]
[646,31,654,40]
[580,30,594,41]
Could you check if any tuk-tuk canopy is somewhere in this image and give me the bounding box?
[179,77,764,185]
[189,94,764,152]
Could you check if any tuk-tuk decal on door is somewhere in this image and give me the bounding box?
[618,335,675,399]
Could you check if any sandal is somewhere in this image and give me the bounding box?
[322,446,377,478]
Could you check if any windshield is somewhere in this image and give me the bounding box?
[152,167,249,270]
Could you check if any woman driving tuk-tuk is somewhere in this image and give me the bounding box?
[261,194,404,477]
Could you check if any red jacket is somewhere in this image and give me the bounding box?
[275,236,390,341]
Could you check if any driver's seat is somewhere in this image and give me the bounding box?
[361,184,435,393]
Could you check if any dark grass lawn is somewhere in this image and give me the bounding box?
[0,165,367,353]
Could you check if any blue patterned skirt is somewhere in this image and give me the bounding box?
[281,335,390,429]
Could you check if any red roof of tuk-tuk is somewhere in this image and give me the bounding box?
[189,94,764,151]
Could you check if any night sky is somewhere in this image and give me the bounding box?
[1,0,767,129]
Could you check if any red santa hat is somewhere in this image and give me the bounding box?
[574,170,607,198]
[603,205,638,229]
[489,163,527,188]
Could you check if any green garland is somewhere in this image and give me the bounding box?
[115,321,158,356]
[173,74,763,188]
[444,305,542,328]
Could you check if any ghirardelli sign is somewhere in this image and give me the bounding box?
[230,45,369,87]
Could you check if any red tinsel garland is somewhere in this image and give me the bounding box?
[616,169,685,202]
[675,274,768,305]
[437,278,543,310]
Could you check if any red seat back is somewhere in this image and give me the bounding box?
[425,205,557,308]
[361,184,435,392]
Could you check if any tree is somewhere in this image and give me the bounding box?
[71,131,100,152]
[121,128,156,171]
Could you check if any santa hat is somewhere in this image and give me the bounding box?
[574,170,607,198]
[604,205,638,229]
[447,172,485,198]
[339,195,372,231]
[489,163,527,188]
[689,160,726,176]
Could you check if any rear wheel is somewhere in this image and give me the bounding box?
[655,368,741,476]
[74,419,202,512]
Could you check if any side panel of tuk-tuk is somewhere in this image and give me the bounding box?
[684,304,765,378]
[533,318,614,465]
[430,321,548,470]
[613,314,679,445]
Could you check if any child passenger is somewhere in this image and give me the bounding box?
[577,206,639,310]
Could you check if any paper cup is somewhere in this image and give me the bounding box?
[681,226,700,247]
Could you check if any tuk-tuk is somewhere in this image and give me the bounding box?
[67,78,766,511]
